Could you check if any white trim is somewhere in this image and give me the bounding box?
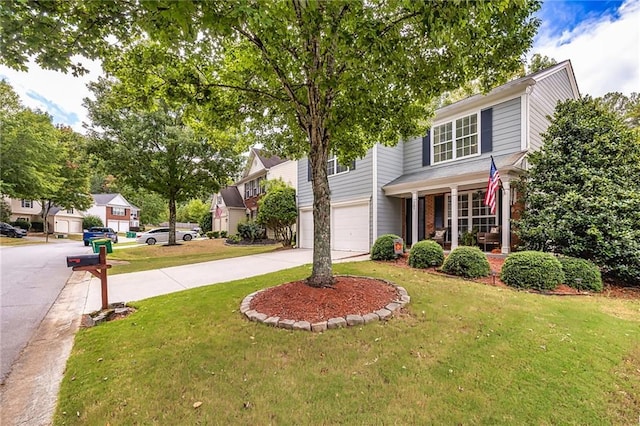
[436,89,531,122]
[431,110,482,165]
[372,144,378,242]
[330,197,370,208]
[521,90,530,151]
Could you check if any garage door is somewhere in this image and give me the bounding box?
[70,220,83,233]
[107,220,129,232]
[332,203,370,252]
[299,209,313,249]
[56,220,69,233]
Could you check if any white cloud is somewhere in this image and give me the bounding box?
[533,0,640,97]
[0,57,103,133]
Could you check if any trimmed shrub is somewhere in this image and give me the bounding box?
[212,231,220,238]
[83,215,103,229]
[12,220,31,230]
[371,234,403,261]
[220,230,228,238]
[200,212,213,233]
[206,231,214,239]
[31,221,44,232]
[501,251,564,291]
[237,221,265,242]
[558,256,603,292]
[226,234,241,244]
[408,240,445,269]
[442,246,490,278]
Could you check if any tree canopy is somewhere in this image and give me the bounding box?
[515,96,640,285]
[85,77,241,244]
[257,179,297,247]
[1,0,541,285]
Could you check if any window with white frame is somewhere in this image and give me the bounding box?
[112,207,125,216]
[327,155,349,176]
[21,199,33,208]
[433,113,478,164]
[446,191,496,238]
[66,208,74,214]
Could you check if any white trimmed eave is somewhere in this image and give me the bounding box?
[383,165,525,198]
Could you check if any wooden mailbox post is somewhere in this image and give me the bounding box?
[66,246,112,310]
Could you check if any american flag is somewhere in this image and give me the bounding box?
[484,157,501,214]
[215,205,222,219]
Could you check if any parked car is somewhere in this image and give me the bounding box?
[83,227,119,246]
[0,222,27,238]
[136,228,197,245]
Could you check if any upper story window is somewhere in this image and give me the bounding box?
[21,199,33,208]
[327,155,350,176]
[66,208,74,214]
[433,113,478,164]
[244,177,266,199]
[112,207,126,216]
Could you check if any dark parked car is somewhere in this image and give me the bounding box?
[0,222,27,238]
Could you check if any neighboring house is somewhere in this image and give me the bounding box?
[212,148,297,235]
[46,206,84,234]
[3,197,84,233]
[297,60,580,253]
[85,193,139,232]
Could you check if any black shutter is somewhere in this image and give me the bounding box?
[422,129,431,166]
[481,108,493,153]
[307,160,311,182]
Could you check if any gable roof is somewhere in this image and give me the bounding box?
[254,148,287,169]
[435,60,579,120]
[92,193,120,205]
[220,186,245,208]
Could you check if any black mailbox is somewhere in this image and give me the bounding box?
[66,254,100,268]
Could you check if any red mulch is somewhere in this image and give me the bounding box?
[250,276,398,323]
[250,255,640,324]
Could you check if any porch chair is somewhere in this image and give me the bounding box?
[431,227,448,247]
[477,226,501,252]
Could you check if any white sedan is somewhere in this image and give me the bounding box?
[136,228,198,245]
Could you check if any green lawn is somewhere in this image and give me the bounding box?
[107,239,280,274]
[56,262,640,425]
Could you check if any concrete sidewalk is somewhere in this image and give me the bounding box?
[83,248,368,314]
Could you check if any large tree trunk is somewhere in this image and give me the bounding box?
[41,199,52,243]
[305,125,334,288]
[168,195,177,245]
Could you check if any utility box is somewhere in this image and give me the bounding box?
[66,254,100,268]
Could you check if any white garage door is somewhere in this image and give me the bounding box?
[56,220,69,233]
[107,220,129,232]
[332,203,370,252]
[299,209,314,249]
[70,220,83,233]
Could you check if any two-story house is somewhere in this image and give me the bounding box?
[212,148,298,235]
[297,60,580,253]
[3,197,84,234]
[85,193,139,232]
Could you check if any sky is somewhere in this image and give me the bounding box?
[0,0,638,133]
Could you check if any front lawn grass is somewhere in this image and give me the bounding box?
[56,262,640,424]
[107,238,280,274]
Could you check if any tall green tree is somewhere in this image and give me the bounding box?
[38,126,93,241]
[257,179,297,247]
[515,97,640,285]
[527,53,557,73]
[85,78,240,245]
[1,0,541,286]
[597,92,640,129]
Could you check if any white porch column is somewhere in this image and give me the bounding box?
[450,186,458,250]
[411,191,418,246]
[501,180,511,254]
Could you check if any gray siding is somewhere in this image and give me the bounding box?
[402,136,423,175]
[376,144,403,237]
[492,97,522,154]
[529,68,575,151]
[297,152,373,207]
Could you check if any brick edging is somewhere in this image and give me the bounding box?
[240,275,410,332]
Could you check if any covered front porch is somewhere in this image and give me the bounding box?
[382,153,526,254]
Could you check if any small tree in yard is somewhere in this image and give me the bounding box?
[257,180,297,247]
[515,96,640,285]
[83,215,103,229]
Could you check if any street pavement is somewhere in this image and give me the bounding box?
[0,246,369,425]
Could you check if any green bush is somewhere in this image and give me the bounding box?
[501,251,564,291]
[226,234,241,244]
[442,246,490,278]
[206,231,214,239]
[237,221,265,242]
[408,240,444,269]
[558,256,603,292]
[12,220,31,230]
[200,211,212,233]
[83,215,104,229]
[212,231,220,238]
[31,221,44,232]
[371,234,403,261]
[220,230,228,238]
